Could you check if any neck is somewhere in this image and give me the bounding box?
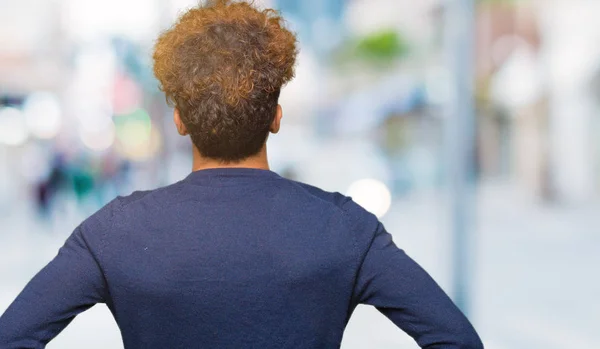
[191,145,270,172]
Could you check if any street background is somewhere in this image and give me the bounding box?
[1,0,599,348]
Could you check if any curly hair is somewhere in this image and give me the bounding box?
[153,0,298,162]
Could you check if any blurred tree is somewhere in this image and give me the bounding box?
[355,30,409,63]
[334,29,410,69]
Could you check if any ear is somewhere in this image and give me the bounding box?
[270,105,283,134]
[174,109,188,136]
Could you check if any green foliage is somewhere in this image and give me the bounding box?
[334,29,409,68]
[355,30,408,61]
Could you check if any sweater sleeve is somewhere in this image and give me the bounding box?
[0,200,118,348]
[352,222,483,349]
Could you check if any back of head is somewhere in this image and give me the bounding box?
[153,0,298,162]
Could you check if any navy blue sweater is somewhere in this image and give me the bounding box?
[0,168,482,348]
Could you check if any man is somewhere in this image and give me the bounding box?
[0,1,483,348]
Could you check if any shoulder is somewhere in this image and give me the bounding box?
[285,180,349,209]
[284,179,380,239]
[116,180,185,208]
[78,181,185,241]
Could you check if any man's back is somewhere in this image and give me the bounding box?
[106,168,363,348]
[0,169,482,348]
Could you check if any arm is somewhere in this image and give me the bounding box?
[0,203,115,348]
[353,223,483,349]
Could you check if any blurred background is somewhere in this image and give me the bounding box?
[1,0,599,348]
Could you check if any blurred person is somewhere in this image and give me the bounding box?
[71,162,95,203]
[0,1,482,348]
[34,154,69,219]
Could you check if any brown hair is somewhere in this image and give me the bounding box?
[153,0,298,162]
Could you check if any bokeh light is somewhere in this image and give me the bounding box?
[346,178,392,218]
[115,108,158,160]
[0,107,29,146]
[22,92,63,139]
[79,118,116,152]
